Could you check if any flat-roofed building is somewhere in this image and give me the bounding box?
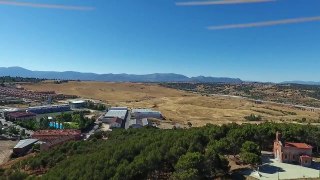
[128,118,150,129]
[2,108,26,118]
[7,112,36,121]
[109,107,128,111]
[69,100,87,109]
[104,110,128,119]
[100,107,128,128]
[27,104,70,114]
[132,109,163,120]
[13,139,39,155]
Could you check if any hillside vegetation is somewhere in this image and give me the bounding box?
[2,123,320,179]
[0,76,44,84]
[161,83,320,108]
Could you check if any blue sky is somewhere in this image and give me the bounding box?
[0,0,320,82]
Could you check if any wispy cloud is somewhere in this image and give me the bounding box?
[207,16,320,30]
[176,0,276,6]
[0,0,94,11]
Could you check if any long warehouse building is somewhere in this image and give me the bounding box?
[100,107,128,128]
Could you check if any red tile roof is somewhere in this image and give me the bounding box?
[33,129,81,136]
[43,135,76,146]
[285,142,313,149]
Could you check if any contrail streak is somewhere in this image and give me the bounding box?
[176,0,276,6]
[208,16,320,30]
[0,0,94,11]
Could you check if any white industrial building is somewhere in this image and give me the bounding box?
[128,118,150,129]
[100,107,128,128]
[109,107,128,111]
[104,109,128,120]
[131,109,163,120]
[69,100,87,109]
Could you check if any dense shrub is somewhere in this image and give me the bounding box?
[6,122,320,179]
[244,114,262,121]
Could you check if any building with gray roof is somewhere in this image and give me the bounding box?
[69,99,87,109]
[131,109,163,120]
[13,139,39,155]
[101,107,128,128]
[109,107,128,111]
[104,110,128,119]
[128,118,150,129]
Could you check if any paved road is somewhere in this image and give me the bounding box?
[83,112,105,140]
[83,123,100,140]
[243,157,320,180]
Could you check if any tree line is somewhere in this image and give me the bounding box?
[85,101,107,111]
[12,111,95,132]
[0,76,45,84]
[2,122,320,179]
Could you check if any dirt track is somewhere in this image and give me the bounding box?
[0,140,17,165]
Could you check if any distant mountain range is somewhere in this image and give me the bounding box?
[0,67,242,83]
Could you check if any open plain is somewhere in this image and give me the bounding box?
[23,81,320,126]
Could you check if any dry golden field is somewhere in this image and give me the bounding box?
[24,81,187,102]
[23,81,320,126]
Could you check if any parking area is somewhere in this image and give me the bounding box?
[243,157,320,179]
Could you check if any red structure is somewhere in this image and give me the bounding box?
[0,86,78,102]
[274,132,313,167]
[7,111,36,121]
[32,129,82,142]
[40,136,78,151]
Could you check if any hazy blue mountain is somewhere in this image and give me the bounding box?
[281,81,320,85]
[0,67,242,83]
[190,76,242,83]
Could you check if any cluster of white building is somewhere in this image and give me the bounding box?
[99,107,163,129]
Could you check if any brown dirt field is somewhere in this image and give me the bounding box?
[23,82,320,127]
[0,140,17,165]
